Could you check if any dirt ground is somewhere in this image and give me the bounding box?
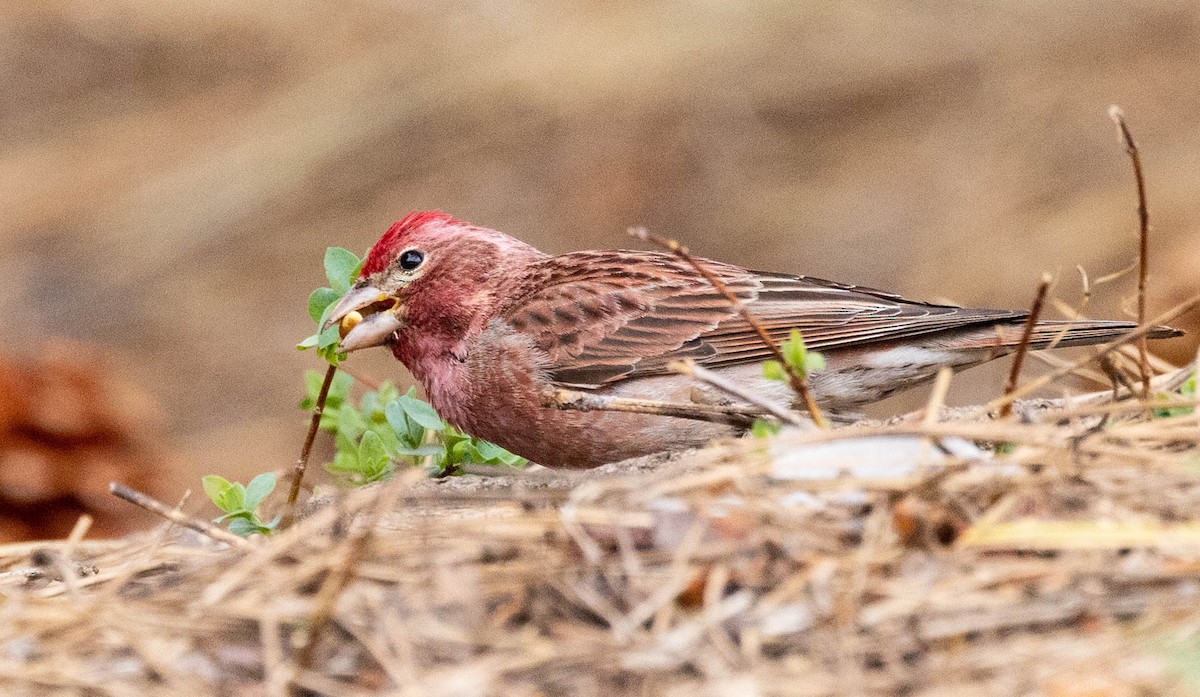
[6,385,1200,695]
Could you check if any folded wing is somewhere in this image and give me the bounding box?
[500,251,1026,389]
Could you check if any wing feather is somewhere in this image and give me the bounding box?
[498,250,1025,388]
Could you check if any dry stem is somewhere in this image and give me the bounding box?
[109,482,253,551]
[988,291,1200,411]
[668,359,807,428]
[1108,105,1152,397]
[281,363,338,528]
[999,273,1052,418]
[545,388,765,428]
[630,227,829,428]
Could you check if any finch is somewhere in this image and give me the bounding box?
[325,211,1180,468]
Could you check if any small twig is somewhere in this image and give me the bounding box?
[1097,354,1136,401]
[923,367,953,427]
[109,483,254,551]
[630,227,829,428]
[62,514,93,560]
[1028,351,1111,387]
[101,491,192,602]
[668,359,808,428]
[1000,273,1052,418]
[281,363,338,529]
[1109,105,1152,398]
[988,291,1200,411]
[545,388,765,428]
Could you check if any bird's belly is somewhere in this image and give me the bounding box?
[811,344,974,408]
[416,324,733,469]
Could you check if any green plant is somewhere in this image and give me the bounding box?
[748,329,825,438]
[302,372,524,480]
[296,246,364,366]
[1154,371,1197,418]
[750,419,782,439]
[762,329,826,383]
[202,473,279,536]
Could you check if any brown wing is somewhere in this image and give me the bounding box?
[499,251,1025,388]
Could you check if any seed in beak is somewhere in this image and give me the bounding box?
[339,311,364,339]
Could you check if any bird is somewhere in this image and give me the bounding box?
[325,211,1181,468]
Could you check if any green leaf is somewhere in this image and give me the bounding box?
[308,287,341,323]
[214,510,255,524]
[324,247,362,294]
[450,440,473,462]
[317,322,341,350]
[202,475,233,510]
[751,419,781,438]
[472,440,505,461]
[336,405,366,440]
[227,517,267,537]
[384,400,425,445]
[334,431,358,455]
[202,475,246,513]
[296,334,319,351]
[806,350,826,374]
[762,360,785,382]
[394,444,444,457]
[784,329,806,371]
[326,450,361,473]
[358,430,390,470]
[225,483,247,512]
[243,472,276,511]
[398,394,444,431]
[329,372,354,403]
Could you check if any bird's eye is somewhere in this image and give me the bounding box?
[398,249,424,271]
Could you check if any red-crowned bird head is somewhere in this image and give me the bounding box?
[325,211,544,353]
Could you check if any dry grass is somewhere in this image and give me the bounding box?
[5,369,1200,696]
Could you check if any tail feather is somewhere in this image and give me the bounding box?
[954,319,1182,352]
[1028,320,1182,349]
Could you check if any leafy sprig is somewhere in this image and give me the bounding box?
[301,372,525,480]
[201,473,279,536]
[297,247,364,366]
[751,329,826,438]
[762,329,826,383]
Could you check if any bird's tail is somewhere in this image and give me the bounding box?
[957,319,1182,352]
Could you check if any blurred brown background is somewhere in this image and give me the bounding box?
[2,1,1199,521]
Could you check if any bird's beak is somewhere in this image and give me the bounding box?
[323,285,404,353]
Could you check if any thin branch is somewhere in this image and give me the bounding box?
[545,388,765,428]
[1000,273,1052,418]
[1109,105,1152,398]
[987,291,1200,411]
[923,367,953,426]
[109,483,254,551]
[629,227,829,428]
[668,359,808,428]
[281,363,337,529]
